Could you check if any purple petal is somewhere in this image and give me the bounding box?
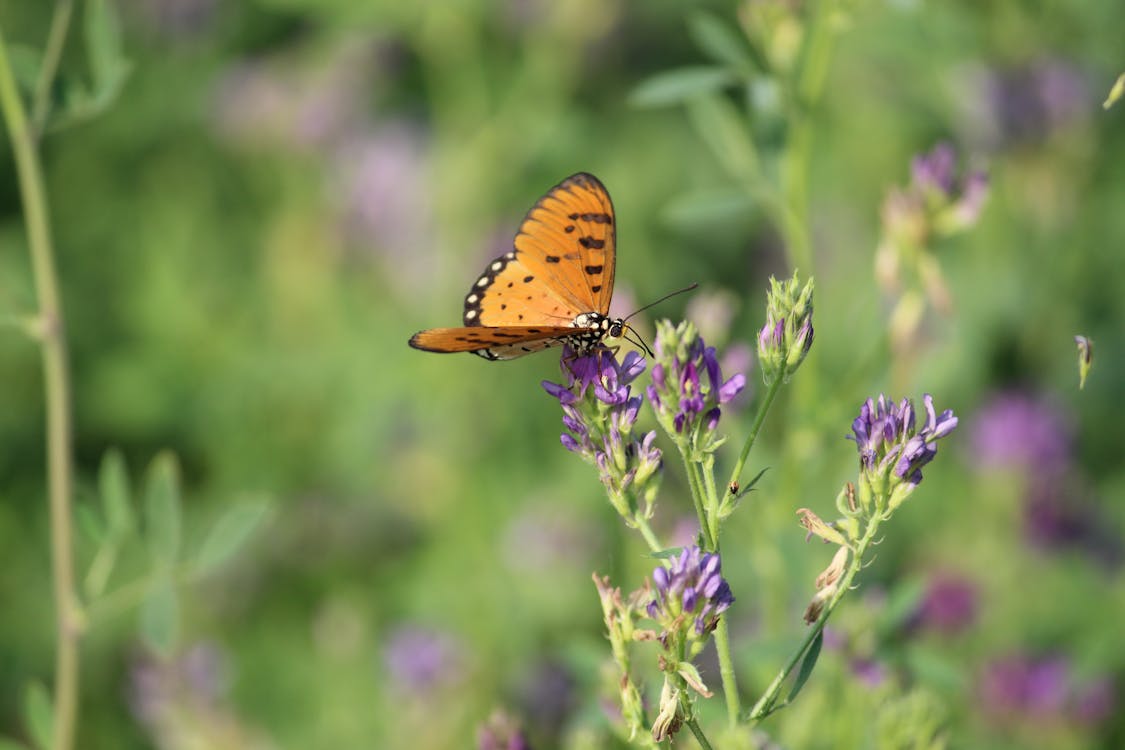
[541,380,576,405]
[718,373,746,403]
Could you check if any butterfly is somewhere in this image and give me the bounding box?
[409,172,626,360]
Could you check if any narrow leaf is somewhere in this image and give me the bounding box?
[144,452,182,567]
[1104,72,1125,109]
[787,631,823,702]
[688,12,753,73]
[21,682,52,750]
[195,498,271,574]
[139,576,180,655]
[649,546,684,560]
[629,66,736,108]
[99,448,134,539]
[662,188,755,230]
[85,0,130,87]
[685,93,761,183]
[76,502,107,546]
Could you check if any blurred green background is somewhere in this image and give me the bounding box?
[1,0,1123,748]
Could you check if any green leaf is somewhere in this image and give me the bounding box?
[21,681,52,750]
[1105,72,1125,110]
[787,631,823,703]
[139,576,180,655]
[688,12,754,73]
[6,44,43,96]
[685,93,761,184]
[661,188,755,230]
[144,452,182,567]
[648,546,684,560]
[195,497,271,574]
[75,501,107,546]
[99,448,134,540]
[629,66,736,108]
[85,0,131,101]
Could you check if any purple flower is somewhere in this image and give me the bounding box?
[757,273,815,382]
[912,142,958,196]
[384,625,462,695]
[848,393,958,490]
[968,391,1071,477]
[909,572,978,635]
[648,321,745,439]
[543,348,662,517]
[477,711,531,750]
[647,546,734,637]
[978,654,1114,727]
[965,59,1090,148]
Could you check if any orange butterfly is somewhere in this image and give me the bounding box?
[409,173,626,360]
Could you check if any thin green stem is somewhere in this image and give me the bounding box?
[632,512,664,553]
[712,616,741,725]
[0,27,79,750]
[745,515,883,724]
[31,0,76,135]
[685,717,714,750]
[726,374,784,498]
[681,451,715,550]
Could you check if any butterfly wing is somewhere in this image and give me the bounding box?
[409,325,583,360]
[463,173,616,328]
[409,173,616,359]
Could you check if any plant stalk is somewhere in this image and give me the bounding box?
[0,27,80,750]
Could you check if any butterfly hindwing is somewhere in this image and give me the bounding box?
[408,326,583,360]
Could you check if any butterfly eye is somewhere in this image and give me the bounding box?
[609,322,623,338]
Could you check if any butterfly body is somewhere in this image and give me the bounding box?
[409,173,622,360]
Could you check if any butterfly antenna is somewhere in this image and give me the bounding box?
[622,282,699,323]
[622,326,654,357]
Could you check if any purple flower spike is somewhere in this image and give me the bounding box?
[649,320,748,440]
[647,546,734,638]
[848,393,958,499]
[543,345,663,519]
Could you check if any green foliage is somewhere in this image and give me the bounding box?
[1,0,1124,748]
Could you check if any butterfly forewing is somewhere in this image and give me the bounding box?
[409,172,618,359]
[511,172,616,317]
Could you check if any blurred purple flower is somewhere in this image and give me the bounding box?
[647,546,734,637]
[909,572,978,636]
[518,661,577,738]
[968,391,1072,477]
[965,59,1091,147]
[384,625,462,695]
[978,654,1116,727]
[129,642,229,725]
[477,711,532,750]
[851,658,889,688]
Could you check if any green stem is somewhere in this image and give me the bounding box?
[745,514,882,724]
[0,27,80,750]
[684,717,714,750]
[681,451,715,550]
[726,374,784,497]
[712,616,741,726]
[632,512,664,554]
[31,0,75,135]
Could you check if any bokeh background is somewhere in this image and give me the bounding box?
[1,1,1123,748]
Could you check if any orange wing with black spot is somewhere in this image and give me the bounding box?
[408,173,617,360]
